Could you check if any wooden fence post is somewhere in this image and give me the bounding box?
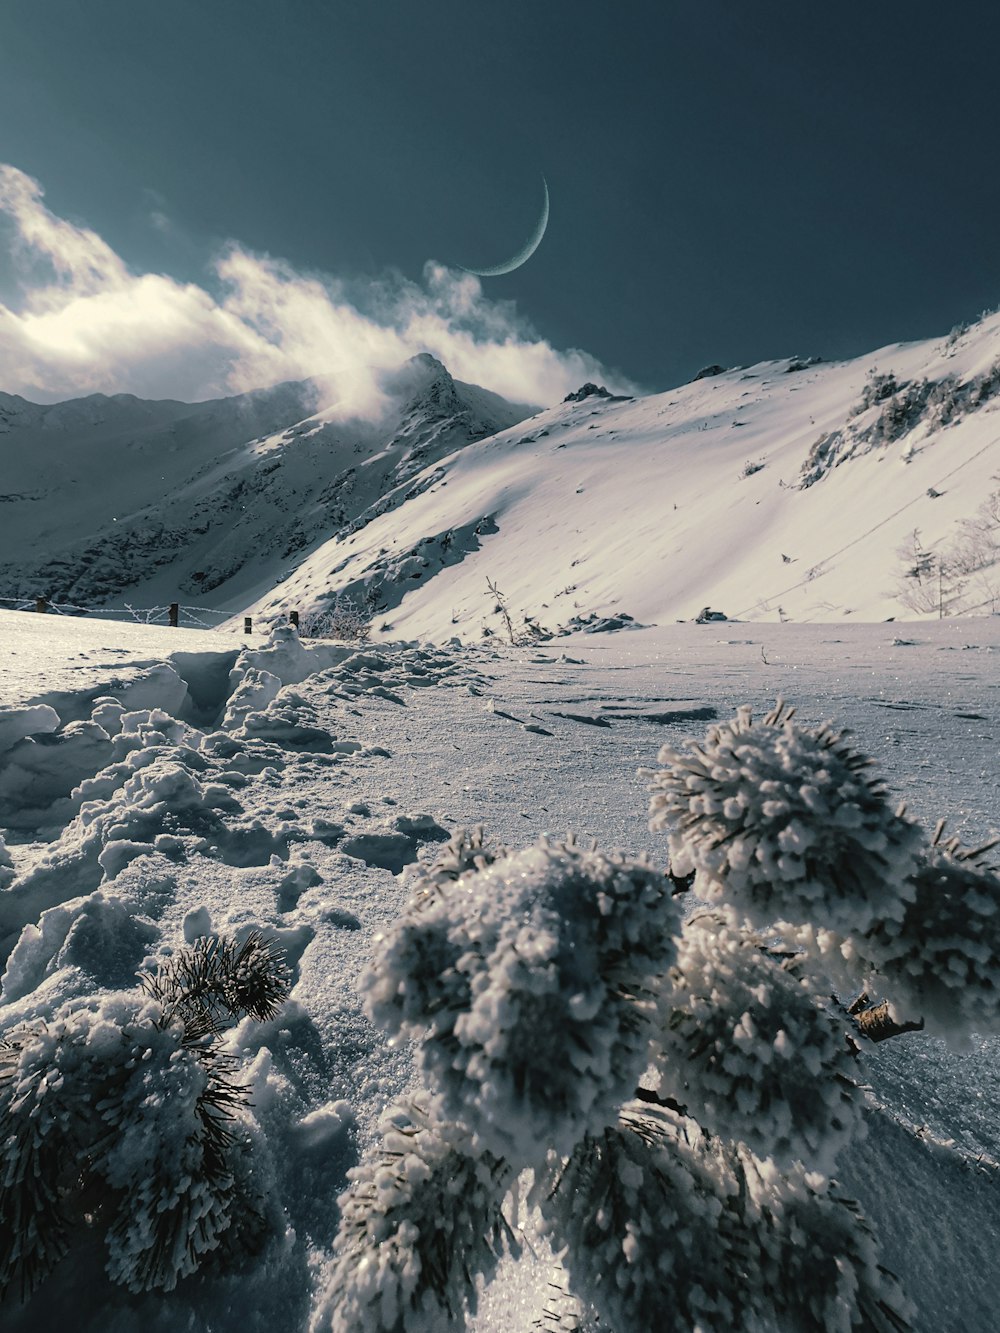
[34,596,48,614]
[290,609,299,629]
[244,616,252,635]
[169,603,179,628]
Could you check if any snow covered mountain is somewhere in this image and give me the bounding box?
[4,313,999,637]
[0,355,534,612]
[247,311,1000,637]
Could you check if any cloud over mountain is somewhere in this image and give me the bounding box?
[0,165,625,413]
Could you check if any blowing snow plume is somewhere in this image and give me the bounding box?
[0,165,626,413]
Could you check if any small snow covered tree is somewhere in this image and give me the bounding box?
[0,931,290,1300]
[649,703,1000,1040]
[317,706,1000,1332]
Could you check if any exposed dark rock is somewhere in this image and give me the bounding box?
[563,383,613,403]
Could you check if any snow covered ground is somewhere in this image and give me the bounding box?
[0,607,998,1331]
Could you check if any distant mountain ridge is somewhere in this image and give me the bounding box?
[0,356,535,610]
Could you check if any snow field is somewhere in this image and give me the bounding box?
[0,611,997,1329]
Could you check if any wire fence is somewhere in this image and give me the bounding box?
[0,594,243,631]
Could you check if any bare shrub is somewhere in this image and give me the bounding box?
[300,598,372,642]
[896,498,1000,616]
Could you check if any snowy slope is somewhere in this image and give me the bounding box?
[0,356,533,612]
[247,312,1000,637]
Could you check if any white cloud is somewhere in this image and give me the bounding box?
[0,164,629,413]
[0,165,128,304]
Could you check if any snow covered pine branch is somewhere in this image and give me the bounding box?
[648,702,1000,1041]
[0,931,290,1299]
[313,705,1000,1332]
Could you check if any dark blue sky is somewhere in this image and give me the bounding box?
[2,0,999,394]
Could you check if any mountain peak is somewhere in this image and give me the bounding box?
[380,353,463,422]
[407,351,449,376]
[378,352,456,407]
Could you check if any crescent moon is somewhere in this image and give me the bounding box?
[462,177,549,277]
